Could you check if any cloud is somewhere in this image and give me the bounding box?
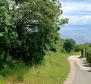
[60,15,91,25]
[62,2,91,14]
[61,0,91,3]
[60,0,91,44]
[60,2,91,25]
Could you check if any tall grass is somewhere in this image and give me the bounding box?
[0,52,69,84]
[23,52,69,84]
[0,59,29,84]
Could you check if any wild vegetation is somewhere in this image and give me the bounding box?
[81,43,91,63]
[63,39,76,53]
[0,0,69,84]
[69,42,91,63]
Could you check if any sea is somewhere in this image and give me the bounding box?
[60,25,91,44]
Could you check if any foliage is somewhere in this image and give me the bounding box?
[0,1,19,78]
[0,0,18,61]
[23,52,69,84]
[74,45,82,52]
[0,0,68,82]
[12,0,68,64]
[0,52,69,84]
[0,59,29,84]
[0,0,68,64]
[75,43,91,52]
[87,48,91,63]
[63,39,76,53]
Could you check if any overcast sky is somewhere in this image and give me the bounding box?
[60,0,91,43]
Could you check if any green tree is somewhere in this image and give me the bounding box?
[63,39,76,53]
[0,0,17,61]
[13,0,68,64]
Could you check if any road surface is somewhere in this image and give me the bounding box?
[74,63,91,84]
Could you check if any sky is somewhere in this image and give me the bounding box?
[60,0,91,44]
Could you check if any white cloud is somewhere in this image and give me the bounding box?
[60,1,91,43]
[60,15,91,25]
[69,16,91,25]
[60,2,91,25]
[62,2,91,14]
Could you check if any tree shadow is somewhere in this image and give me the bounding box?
[87,70,91,72]
[83,63,91,67]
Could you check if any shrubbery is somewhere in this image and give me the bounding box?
[63,39,76,53]
[75,45,82,52]
[0,0,67,65]
[0,0,68,79]
[87,48,91,63]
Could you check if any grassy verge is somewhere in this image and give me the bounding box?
[69,51,81,56]
[0,52,69,84]
[23,52,69,84]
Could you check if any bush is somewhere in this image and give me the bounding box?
[87,48,91,63]
[63,39,76,53]
[75,45,81,52]
[50,48,56,52]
